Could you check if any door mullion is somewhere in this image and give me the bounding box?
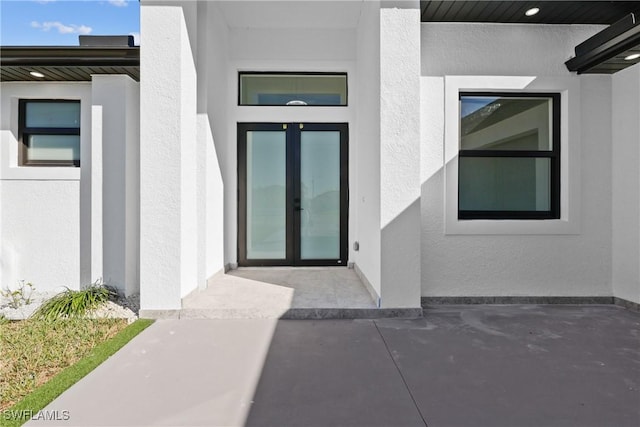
[339,123,349,265]
[285,123,295,264]
[292,123,302,265]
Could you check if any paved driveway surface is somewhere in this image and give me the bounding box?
[25,305,640,427]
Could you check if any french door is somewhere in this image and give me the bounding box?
[238,123,348,266]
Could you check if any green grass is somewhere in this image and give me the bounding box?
[1,319,153,427]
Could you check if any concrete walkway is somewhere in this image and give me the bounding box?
[27,305,640,427]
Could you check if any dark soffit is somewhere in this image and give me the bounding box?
[1,46,139,82]
[421,1,640,24]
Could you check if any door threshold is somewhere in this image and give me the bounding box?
[143,307,424,320]
[235,266,349,270]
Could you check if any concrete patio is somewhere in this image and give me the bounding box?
[27,304,640,427]
[177,268,421,319]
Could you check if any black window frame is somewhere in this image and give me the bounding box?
[238,72,348,107]
[18,99,81,167]
[458,92,561,220]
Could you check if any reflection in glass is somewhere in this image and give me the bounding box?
[300,131,340,259]
[246,131,287,259]
[26,102,80,128]
[459,157,551,212]
[240,74,347,106]
[27,135,80,162]
[460,96,552,151]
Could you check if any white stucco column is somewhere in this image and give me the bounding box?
[91,75,140,297]
[612,64,640,305]
[89,103,103,285]
[140,4,198,310]
[379,1,421,307]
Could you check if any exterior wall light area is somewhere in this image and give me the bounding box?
[565,13,640,74]
[29,71,45,78]
[525,7,540,17]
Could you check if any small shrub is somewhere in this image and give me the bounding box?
[31,282,115,321]
[1,280,35,309]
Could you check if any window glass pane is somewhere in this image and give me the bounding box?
[246,130,287,259]
[300,131,341,260]
[460,96,552,151]
[27,134,80,162]
[459,157,550,211]
[240,74,347,106]
[26,102,80,128]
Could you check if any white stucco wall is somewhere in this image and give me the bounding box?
[379,2,422,307]
[179,6,198,299]
[420,23,614,298]
[355,0,382,300]
[202,1,227,278]
[1,181,81,293]
[1,79,140,296]
[612,64,640,304]
[91,75,140,296]
[421,24,606,77]
[140,4,199,309]
[0,83,90,293]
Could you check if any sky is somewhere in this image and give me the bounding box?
[0,0,140,46]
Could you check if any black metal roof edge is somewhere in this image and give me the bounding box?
[565,15,640,73]
[0,46,139,67]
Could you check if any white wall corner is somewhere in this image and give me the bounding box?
[379,5,421,308]
[140,4,198,309]
[355,0,382,297]
[199,114,225,284]
[90,104,103,285]
[91,75,140,297]
[612,64,640,304]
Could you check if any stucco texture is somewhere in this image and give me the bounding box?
[420,23,613,298]
[2,181,80,291]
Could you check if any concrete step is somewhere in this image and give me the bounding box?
[141,307,424,320]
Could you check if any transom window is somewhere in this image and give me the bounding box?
[239,72,347,106]
[458,92,560,220]
[19,100,81,167]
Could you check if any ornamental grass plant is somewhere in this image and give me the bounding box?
[31,282,116,321]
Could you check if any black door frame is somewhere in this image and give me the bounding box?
[237,122,349,267]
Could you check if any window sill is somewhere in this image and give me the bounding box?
[445,217,580,235]
[0,166,81,181]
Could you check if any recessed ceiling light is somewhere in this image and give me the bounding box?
[624,53,640,61]
[29,71,45,78]
[525,7,540,17]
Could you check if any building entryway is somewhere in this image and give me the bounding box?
[238,123,348,266]
[181,267,377,319]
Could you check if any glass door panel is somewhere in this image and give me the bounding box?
[238,123,347,266]
[246,130,287,259]
[299,131,341,259]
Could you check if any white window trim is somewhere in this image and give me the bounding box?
[1,84,89,181]
[444,76,581,235]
